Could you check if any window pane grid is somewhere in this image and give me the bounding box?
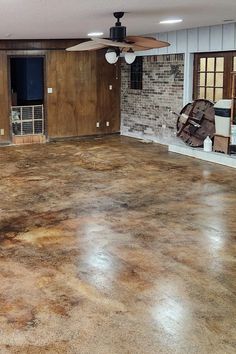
[195,55,225,101]
[198,86,224,88]
[130,57,143,90]
[198,71,224,73]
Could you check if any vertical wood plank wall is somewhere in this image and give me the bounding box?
[0,40,120,143]
[97,51,121,134]
[0,53,10,143]
[46,50,98,137]
[137,23,236,56]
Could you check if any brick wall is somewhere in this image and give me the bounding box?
[121,54,184,140]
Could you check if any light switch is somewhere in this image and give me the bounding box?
[0,129,4,136]
[96,122,100,128]
[48,88,53,94]
[106,121,110,127]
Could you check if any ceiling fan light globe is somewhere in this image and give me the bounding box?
[124,51,136,64]
[105,49,118,64]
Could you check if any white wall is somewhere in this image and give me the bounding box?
[137,23,236,104]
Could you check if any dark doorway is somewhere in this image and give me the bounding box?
[10,57,44,106]
[9,56,45,140]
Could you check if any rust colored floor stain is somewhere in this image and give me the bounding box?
[0,136,235,354]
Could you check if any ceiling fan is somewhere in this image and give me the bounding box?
[66,12,170,64]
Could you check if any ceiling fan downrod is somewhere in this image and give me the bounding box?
[110,12,126,42]
[114,12,124,26]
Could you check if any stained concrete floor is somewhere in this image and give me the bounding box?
[0,136,235,354]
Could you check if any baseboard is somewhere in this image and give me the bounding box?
[169,144,236,169]
[120,130,178,146]
[49,132,120,142]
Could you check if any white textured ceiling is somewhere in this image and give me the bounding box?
[0,0,235,39]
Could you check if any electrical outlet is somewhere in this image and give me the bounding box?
[47,88,53,94]
[106,121,110,127]
[109,85,113,90]
[162,124,166,129]
[96,122,100,128]
[0,129,4,136]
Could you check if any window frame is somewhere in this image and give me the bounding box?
[130,57,143,90]
[193,51,236,101]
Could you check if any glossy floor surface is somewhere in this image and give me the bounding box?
[0,136,235,354]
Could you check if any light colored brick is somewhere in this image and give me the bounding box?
[121,54,184,139]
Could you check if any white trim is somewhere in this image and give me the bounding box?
[183,53,194,105]
[121,130,236,169]
[169,144,236,169]
[121,130,178,146]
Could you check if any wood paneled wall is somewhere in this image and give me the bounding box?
[46,50,97,137]
[97,51,121,134]
[0,53,10,143]
[0,40,120,143]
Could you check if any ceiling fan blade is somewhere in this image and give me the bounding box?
[66,41,106,51]
[126,36,170,49]
[122,45,150,52]
[91,37,133,49]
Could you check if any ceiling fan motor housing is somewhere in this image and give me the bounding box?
[110,25,126,42]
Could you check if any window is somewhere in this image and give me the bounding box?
[130,57,143,90]
[193,51,236,102]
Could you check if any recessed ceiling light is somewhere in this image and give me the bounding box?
[160,19,183,24]
[87,32,104,37]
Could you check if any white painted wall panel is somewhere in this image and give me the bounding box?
[210,25,223,51]
[167,31,177,53]
[158,32,168,55]
[137,22,236,57]
[184,53,194,104]
[235,23,236,49]
[187,28,198,53]
[176,29,188,53]
[198,26,210,52]
[136,48,155,56]
[223,23,235,50]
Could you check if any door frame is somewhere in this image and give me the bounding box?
[7,52,47,142]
